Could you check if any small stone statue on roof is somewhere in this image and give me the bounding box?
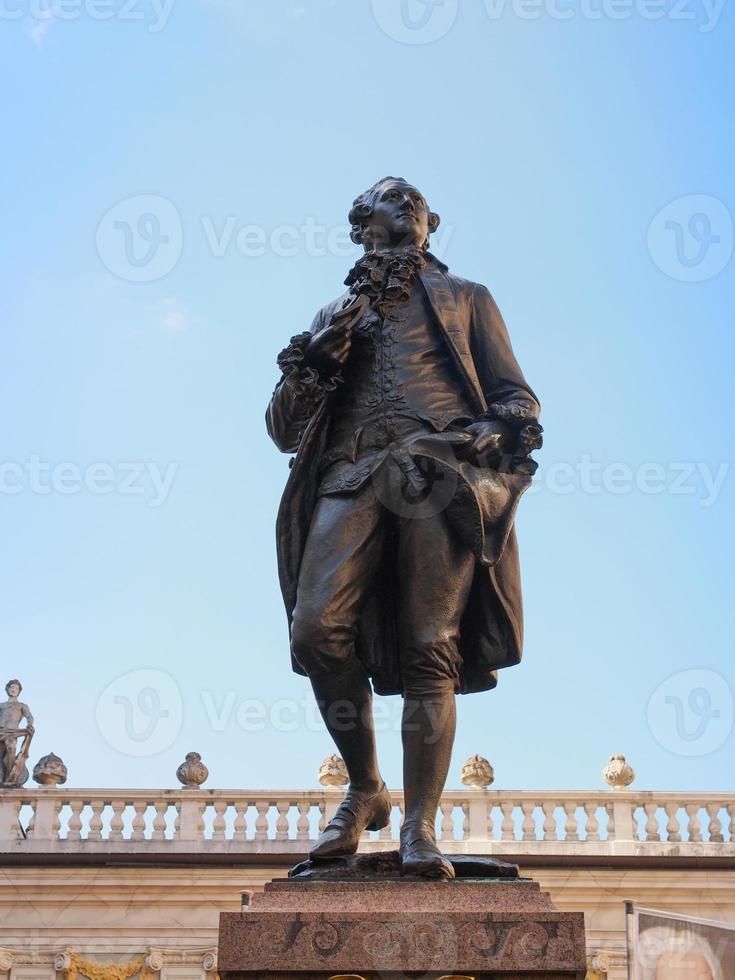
[0,679,35,788]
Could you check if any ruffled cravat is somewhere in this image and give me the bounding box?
[344,246,427,319]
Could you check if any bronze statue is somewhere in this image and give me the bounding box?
[267,177,541,878]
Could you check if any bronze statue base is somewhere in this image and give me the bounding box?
[288,849,521,881]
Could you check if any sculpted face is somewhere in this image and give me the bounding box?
[363,180,433,250]
[6,683,20,699]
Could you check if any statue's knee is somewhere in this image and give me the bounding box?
[402,626,460,692]
[290,605,338,674]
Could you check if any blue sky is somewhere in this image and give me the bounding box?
[1,0,733,793]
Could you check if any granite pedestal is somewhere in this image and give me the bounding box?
[218,853,586,979]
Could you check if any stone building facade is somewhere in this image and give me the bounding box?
[0,783,733,980]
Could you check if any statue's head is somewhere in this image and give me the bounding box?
[348,176,440,251]
[5,680,21,697]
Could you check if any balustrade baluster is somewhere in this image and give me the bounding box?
[109,801,125,841]
[67,801,84,841]
[152,801,168,842]
[686,804,702,842]
[644,802,661,842]
[296,802,310,841]
[563,802,579,842]
[254,800,269,840]
[131,801,147,841]
[584,802,600,842]
[88,800,105,841]
[500,802,515,841]
[232,802,247,840]
[276,801,290,841]
[706,803,724,843]
[521,801,536,841]
[542,802,557,841]
[664,802,681,842]
[318,801,326,834]
[212,800,228,842]
[727,803,735,842]
[462,802,470,841]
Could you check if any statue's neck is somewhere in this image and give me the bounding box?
[363,242,425,256]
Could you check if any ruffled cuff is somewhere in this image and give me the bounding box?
[276,332,342,405]
[483,401,544,467]
[484,401,538,429]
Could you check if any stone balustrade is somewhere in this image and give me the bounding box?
[0,788,732,860]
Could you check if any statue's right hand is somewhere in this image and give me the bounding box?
[303,321,352,375]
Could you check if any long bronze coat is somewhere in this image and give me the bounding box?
[266,261,540,695]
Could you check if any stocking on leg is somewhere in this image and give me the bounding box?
[400,684,456,878]
[307,659,391,859]
[310,658,382,795]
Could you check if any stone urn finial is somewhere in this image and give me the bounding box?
[176,752,209,789]
[318,754,348,787]
[461,754,495,788]
[33,753,68,786]
[602,754,635,790]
